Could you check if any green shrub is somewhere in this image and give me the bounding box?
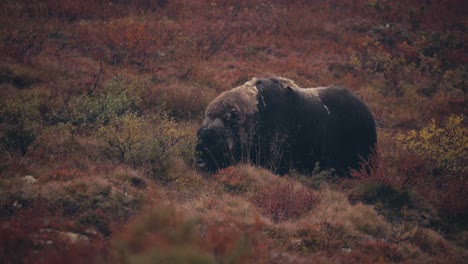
[53,76,142,127]
[99,77,142,120]
[97,113,146,162]
[96,112,194,181]
[144,118,193,181]
[0,90,44,155]
[0,125,36,156]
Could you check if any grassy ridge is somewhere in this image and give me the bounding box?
[0,0,466,263]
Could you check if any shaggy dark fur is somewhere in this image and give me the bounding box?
[196,77,377,175]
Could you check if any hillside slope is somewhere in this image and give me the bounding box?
[1,1,466,263]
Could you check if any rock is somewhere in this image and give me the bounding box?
[60,232,88,243]
[342,247,352,254]
[23,175,37,184]
[12,200,22,208]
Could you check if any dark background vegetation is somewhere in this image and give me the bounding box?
[0,0,466,263]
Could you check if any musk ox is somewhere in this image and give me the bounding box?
[195,77,377,175]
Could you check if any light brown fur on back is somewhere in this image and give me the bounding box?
[206,78,259,122]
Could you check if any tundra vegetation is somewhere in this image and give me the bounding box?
[0,1,466,263]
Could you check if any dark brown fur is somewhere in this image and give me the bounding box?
[196,77,377,175]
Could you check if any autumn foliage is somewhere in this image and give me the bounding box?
[0,0,467,263]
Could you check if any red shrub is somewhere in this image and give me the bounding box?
[431,176,468,226]
[46,168,84,182]
[0,200,108,264]
[352,145,468,227]
[351,147,430,190]
[393,151,430,189]
[214,166,252,194]
[351,147,391,186]
[360,241,403,263]
[74,18,180,66]
[205,223,247,259]
[204,220,268,263]
[2,0,167,22]
[0,27,46,63]
[252,181,319,222]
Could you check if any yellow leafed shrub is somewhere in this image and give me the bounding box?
[397,115,467,176]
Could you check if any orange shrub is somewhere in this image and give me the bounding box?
[214,166,253,194]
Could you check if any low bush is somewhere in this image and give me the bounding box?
[214,165,320,222]
[0,197,110,263]
[97,112,194,182]
[0,63,54,88]
[0,89,44,155]
[65,76,142,127]
[214,166,254,194]
[397,115,467,225]
[148,82,217,120]
[351,116,467,227]
[97,113,146,163]
[397,114,466,177]
[358,241,404,263]
[113,205,266,264]
[252,180,319,222]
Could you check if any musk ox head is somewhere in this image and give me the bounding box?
[195,117,235,171]
[195,79,259,172]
